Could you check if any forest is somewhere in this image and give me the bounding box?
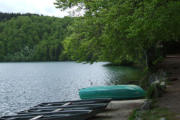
[0,0,180,70]
[0,12,73,61]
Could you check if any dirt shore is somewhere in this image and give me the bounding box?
[158,55,180,119]
[91,100,145,120]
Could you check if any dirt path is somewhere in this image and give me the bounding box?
[91,100,145,120]
[158,55,180,119]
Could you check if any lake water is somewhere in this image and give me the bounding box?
[0,62,140,117]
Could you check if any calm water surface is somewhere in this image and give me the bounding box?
[0,62,139,116]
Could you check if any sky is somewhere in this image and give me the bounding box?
[0,0,72,17]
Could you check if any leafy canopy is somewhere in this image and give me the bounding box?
[55,0,180,67]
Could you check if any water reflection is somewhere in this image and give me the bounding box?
[103,65,143,85]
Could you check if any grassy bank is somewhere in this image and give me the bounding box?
[129,55,180,120]
[129,107,176,120]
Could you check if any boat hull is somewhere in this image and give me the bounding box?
[79,85,145,100]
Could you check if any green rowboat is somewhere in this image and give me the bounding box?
[79,85,145,100]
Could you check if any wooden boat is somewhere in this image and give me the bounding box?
[33,103,108,109]
[17,99,110,115]
[18,104,107,115]
[1,99,111,120]
[1,110,92,120]
[79,85,146,100]
[35,98,111,107]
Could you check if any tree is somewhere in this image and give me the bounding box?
[55,0,180,68]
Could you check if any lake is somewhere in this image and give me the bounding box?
[0,62,140,117]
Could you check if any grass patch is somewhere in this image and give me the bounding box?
[128,109,138,120]
[129,108,177,120]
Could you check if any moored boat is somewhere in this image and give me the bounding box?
[1,110,92,120]
[18,103,108,115]
[79,85,146,100]
[1,99,111,120]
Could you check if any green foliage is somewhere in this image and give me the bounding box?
[128,109,138,120]
[129,108,177,120]
[0,12,39,22]
[61,17,104,62]
[146,82,166,99]
[146,84,160,99]
[1,0,180,64]
[55,0,180,68]
[0,13,73,61]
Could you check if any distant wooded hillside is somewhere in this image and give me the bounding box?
[0,12,74,61]
[0,12,40,22]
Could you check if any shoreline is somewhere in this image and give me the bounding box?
[128,55,180,120]
[157,55,180,119]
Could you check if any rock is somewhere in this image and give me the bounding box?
[160,117,166,120]
[160,81,166,86]
[140,100,152,110]
[136,118,142,120]
[152,80,160,84]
